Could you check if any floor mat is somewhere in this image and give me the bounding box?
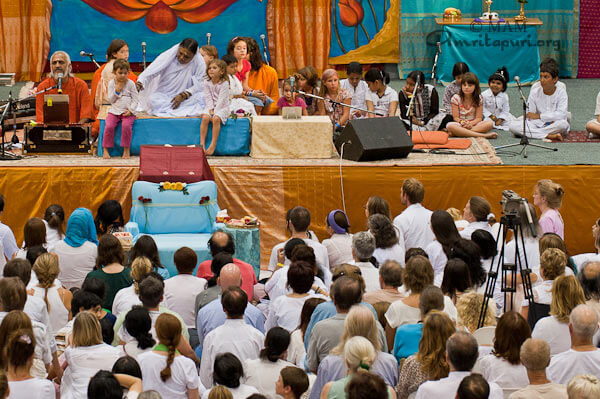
[550,130,600,143]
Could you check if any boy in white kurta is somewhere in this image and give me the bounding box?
[585,90,600,137]
[482,67,515,131]
[340,62,369,119]
[508,58,569,140]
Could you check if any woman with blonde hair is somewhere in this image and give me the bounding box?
[532,275,587,355]
[138,313,199,399]
[62,312,121,399]
[31,253,71,334]
[312,305,398,397]
[208,386,233,399]
[539,233,577,275]
[317,68,351,130]
[112,256,153,317]
[533,179,565,239]
[321,336,396,399]
[395,311,455,399]
[456,291,496,334]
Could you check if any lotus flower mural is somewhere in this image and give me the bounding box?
[332,0,388,54]
[80,0,244,34]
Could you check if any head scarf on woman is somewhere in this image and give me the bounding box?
[64,208,99,248]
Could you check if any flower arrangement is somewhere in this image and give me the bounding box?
[159,181,189,195]
[229,109,253,120]
[137,195,152,203]
[199,196,210,205]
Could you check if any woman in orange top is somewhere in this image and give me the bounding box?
[90,39,137,138]
[246,37,279,115]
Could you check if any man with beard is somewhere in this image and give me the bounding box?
[35,51,93,124]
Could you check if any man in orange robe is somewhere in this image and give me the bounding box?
[36,51,93,124]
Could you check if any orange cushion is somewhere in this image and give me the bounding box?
[410,130,449,144]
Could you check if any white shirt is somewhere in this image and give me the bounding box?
[527,81,569,125]
[61,344,121,399]
[482,89,512,121]
[8,378,55,399]
[0,221,19,260]
[107,78,139,115]
[365,86,397,117]
[373,241,406,267]
[31,283,69,334]
[504,237,541,280]
[322,233,354,269]
[120,341,153,360]
[264,266,327,301]
[201,384,257,399]
[474,354,529,389]
[352,261,380,293]
[53,240,98,290]
[164,274,207,328]
[385,296,457,328]
[340,79,369,111]
[265,293,327,332]
[393,203,434,250]
[43,219,64,249]
[572,253,600,273]
[521,279,553,307]
[416,371,504,399]
[112,285,142,317]
[460,221,493,239]
[269,238,332,287]
[425,240,447,286]
[548,348,600,384]
[532,315,571,356]
[287,329,306,367]
[138,351,200,399]
[244,358,295,399]
[199,319,264,388]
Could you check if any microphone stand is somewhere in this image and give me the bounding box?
[0,92,22,160]
[406,78,420,140]
[431,42,441,86]
[260,35,270,66]
[295,89,383,118]
[84,54,100,69]
[494,80,556,158]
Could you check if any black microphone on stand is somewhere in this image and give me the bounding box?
[57,73,63,94]
[141,42,147,70]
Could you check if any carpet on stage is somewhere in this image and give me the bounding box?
[578,0,600,78]
[549,130,600,143]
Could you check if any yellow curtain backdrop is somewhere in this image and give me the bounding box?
[267,0,331,78]
[0,0,52,82]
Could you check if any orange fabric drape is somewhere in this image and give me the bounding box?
[267,0,331,79]
[0,0,52,81]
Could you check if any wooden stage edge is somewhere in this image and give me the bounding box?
[1,162,598,266]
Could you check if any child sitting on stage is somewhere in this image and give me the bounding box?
[508,58,569,141]
[443,62,469,112]
[102,59,138,159]
[446,72,497,139]
[399,70,450,131]
[199,45,218,65]
[318,69,351,129]
[277,78,308,116]
[340,62,368,119]
[586,90,600,137]
[222,54,256,116]
[200,59,230,156]
[295,66,320,115]
[482,67,515,131]
[364,68,398,118]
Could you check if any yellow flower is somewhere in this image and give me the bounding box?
[163,182,172,190]
[174,182,184,191]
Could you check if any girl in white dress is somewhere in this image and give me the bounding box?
[201,353,257,399]
[43,204,65,249]
[222,54,256,117]
[32,253,71,334]
[5,329,54,399]
[200,59,230,155]
[482,67,515,131]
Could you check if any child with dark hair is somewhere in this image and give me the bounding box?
[43,204,65,246]
[482,66,515,131]
[222,53,257,116]
[443,62,470,112]
[364,68,398,118]
[340,62,369,119]
[508,57,569,140]
[399,70,450,131]
[82,277,118,326]
[122,306,156,358]
[295,66,320,115]
[204,352,258,398]
[95,200,125,235]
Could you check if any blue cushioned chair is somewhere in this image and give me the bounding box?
[125,180,220,276]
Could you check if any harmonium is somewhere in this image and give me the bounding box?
[24,123,91,154]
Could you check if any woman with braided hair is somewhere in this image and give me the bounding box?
[138,313,200,398]
[31,252,71,334]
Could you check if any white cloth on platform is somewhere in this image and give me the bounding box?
[482,89,515,131]
[136,43,206,117]
[228,74,257,116]
[393,203,435,250]
[200,80,230,123]
[508,81,569,139]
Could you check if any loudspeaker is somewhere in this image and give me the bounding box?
[334,117,413,161]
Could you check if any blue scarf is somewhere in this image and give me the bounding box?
[64,208,99,248]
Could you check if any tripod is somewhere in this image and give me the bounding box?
[478,211,536,328]
[494,79,557,158]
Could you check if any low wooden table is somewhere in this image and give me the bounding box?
[250,115,334,159]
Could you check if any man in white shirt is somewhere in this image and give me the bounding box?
[547,304,600,384]
[200,286,264,388]
[350,232,379,293]
[393,178,434,250]
[0,194,19,261]
[510,338,567,398]
[269,206,331,287]
[416,331,503,399]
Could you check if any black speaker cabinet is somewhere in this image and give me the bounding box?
[334,117,414,161]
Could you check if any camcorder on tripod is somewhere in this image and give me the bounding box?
[478,190,537,328]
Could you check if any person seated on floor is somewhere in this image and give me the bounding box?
[246,37,279,115]
[350,232,379,293]
[442,62,469,113]
[340,62,369,119]
[363,260,404,306]
[446,72,497,139]
[482,67,515,131]
[295,66,321,115]
[586,88,600,137]
[508,58,569,141]
[222,54,257,117]
[317,69,351,132]
[510,338,567,399]
[364,68,398,118]
[35,51,93,124]
[277,78,308,116]
[135,38,206,117]
[269,207,331,286]
[399,71,451,132]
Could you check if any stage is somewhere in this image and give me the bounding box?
[1,135,598,265]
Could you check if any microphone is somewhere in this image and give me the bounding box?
[514,76,527,105]
[206,33,211,45]
[437,41,442,54]
[290,75,295,92]
[260,34,269,66]
[514,76,521,86]
[57,73,63,94]
[80,50,93,57]
[141,42,147,70]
